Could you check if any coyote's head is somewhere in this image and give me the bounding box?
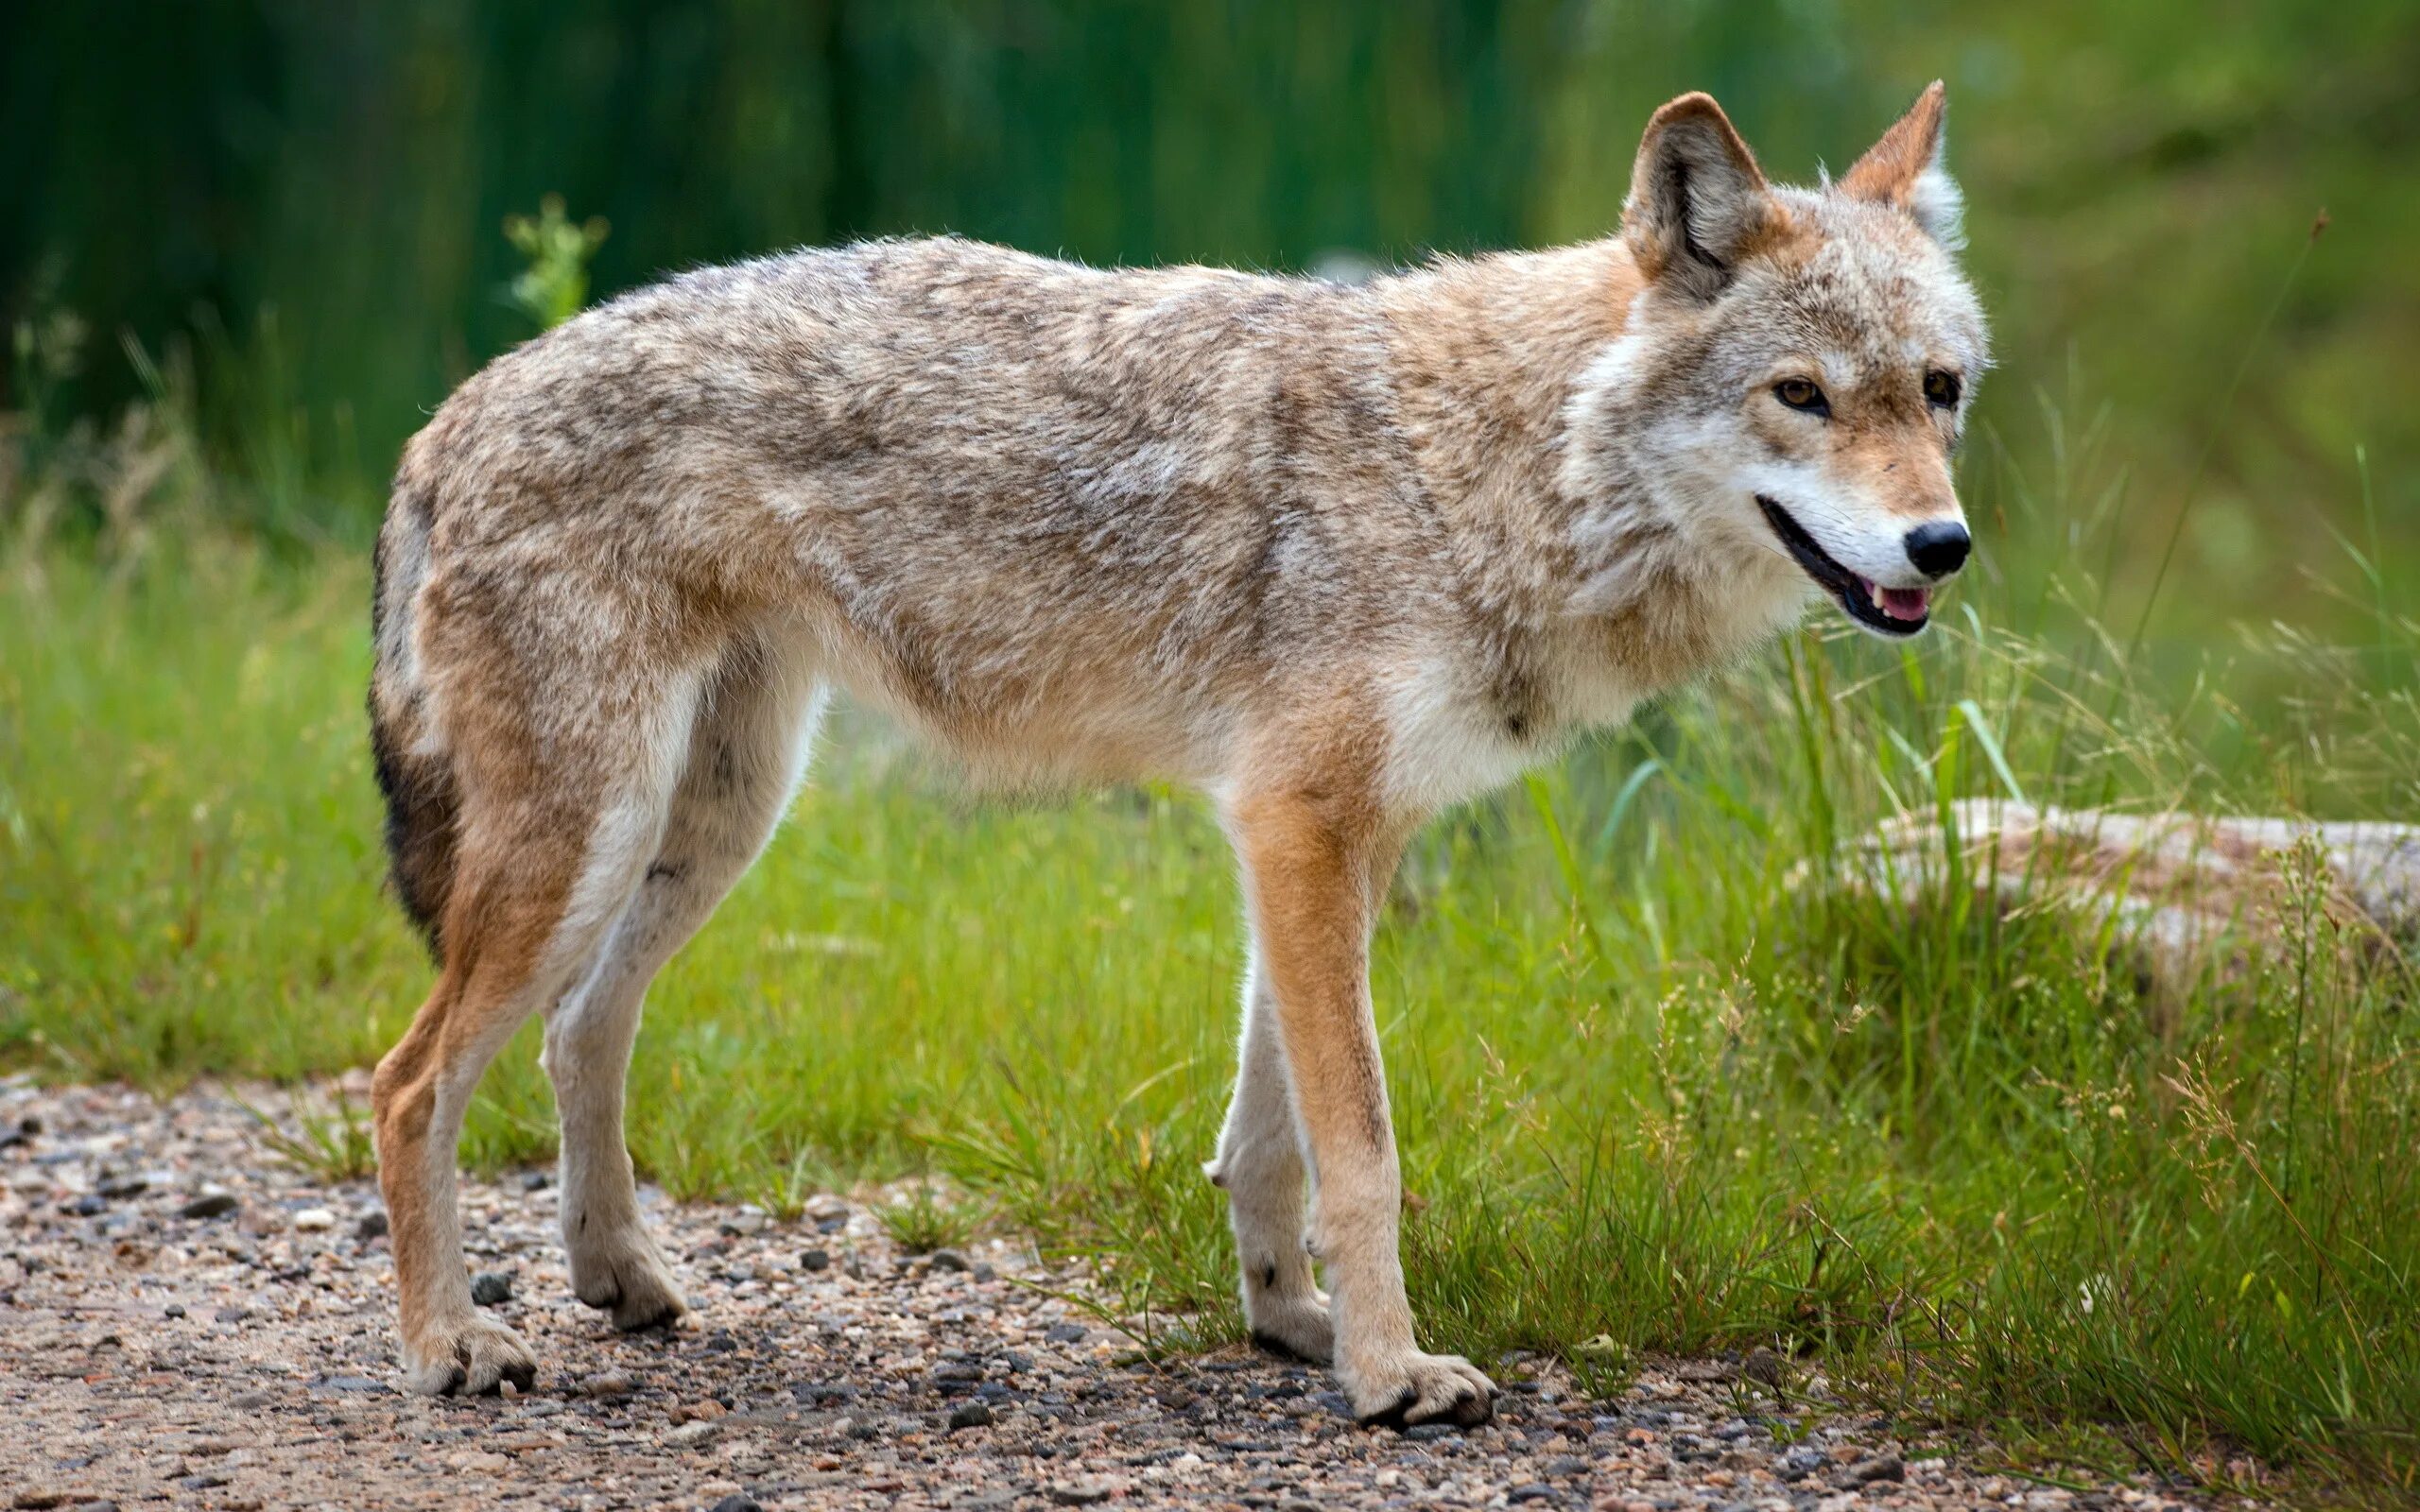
[1566,84,1988,639]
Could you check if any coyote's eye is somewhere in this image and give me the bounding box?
[1773,378,1828,416]
[1924,369,1962,408]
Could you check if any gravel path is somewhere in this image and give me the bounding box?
[1,1077,2211,1511]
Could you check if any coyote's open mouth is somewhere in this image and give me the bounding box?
[1755,495,1929,637]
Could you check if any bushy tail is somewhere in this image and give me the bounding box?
[368,474,459,959]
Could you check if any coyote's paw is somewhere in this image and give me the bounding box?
[1342,1349,1495,1430]
[402,1313,538,1398]
[1247,1285,1335,1365]
[569,1227,688,1332]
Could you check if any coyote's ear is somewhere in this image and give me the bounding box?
[1622,92,1775,301]
[1841,81,1963,249]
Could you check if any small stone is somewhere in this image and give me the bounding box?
[231,1391,274,1410]
[12,1493,71,1510]
[214,1305,250,1324]
[520,1170,551,1192]
[1046,1483,1112,1507]
[948,1400,994,1431]
[664,1420,719,1449]
[708,1499,761,1512]
[292,1206,336,1231]
[802,1194,849,1222]
[973,1262,997,1282]
[96,1174,148,1199]
[470,1271,513,1307]
[354,1210,389,1240]
[163,1303,185,1318]
[720,1206,769,1236]
[178,1192,238,1220]
[798,1248,830,1272]
[67,1194,107,1217]
[1044,1323,1087,1344]
[580,1370,636,1398]
[314,1375,389,1393]
[1405,1422,1460,1442]
[1742,1346,1786,1386]
[1852,1454,1906,1484]
[928,1247,969,1272]
[1779,1448,1827,1481]
[1508,1486,1556,1504]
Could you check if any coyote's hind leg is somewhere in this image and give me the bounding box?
[544,644,824,1332]
[372,659,699,1396]
[372,794,665,1396]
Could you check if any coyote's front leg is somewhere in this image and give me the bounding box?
[1206,948,1334,1364]
[1225,787,1495,1429]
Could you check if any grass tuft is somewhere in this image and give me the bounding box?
[234,1088,376,1184]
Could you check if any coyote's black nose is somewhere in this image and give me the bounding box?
[1904,521,1971,579]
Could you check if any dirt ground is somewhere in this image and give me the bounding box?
[0,1077,2213,1511]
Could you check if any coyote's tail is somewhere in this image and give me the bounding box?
[368,472,459,959]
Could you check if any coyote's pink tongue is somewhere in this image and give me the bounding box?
[1878,585,1930,621]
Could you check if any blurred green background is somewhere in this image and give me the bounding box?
[4,0,2415,644]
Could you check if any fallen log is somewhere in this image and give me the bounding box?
[1820,800,2420,999]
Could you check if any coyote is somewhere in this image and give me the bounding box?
[368,85,1983,1426]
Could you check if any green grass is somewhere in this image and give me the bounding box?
[3,447,2415,1503]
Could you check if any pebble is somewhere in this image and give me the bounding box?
[469,1271,513,1306]
[1854,1453,1907,1483]
[292,1207,336,1231]
[580,1370,636,1399]
[949,1400,994,1430]
[354,1210,389,1240]
[178,1192,238,1219]
[664,1421,719,1448]
[798,1247,830,1271]
[928,1247,970,1272]
[707,1498,760,1512]
[1780,1447,1828,1481]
